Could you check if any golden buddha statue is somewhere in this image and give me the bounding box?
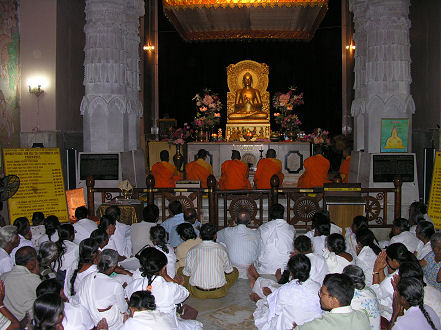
[228,72,268,120]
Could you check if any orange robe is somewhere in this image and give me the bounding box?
[151,161,182,188]
[253,158,284,189]
[297,154,330,188]
[185,158,213,188]
[339,156,351,183]
[219,159,251,190]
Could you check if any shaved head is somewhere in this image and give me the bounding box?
[237,210,251,225]
[231,150,241,160]
[266,149,276,158]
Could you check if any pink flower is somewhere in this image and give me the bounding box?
[203,95,213,105]
[209,103,216,109]
[279,93,290,106]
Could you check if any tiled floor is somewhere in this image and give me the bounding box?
[186,279,257,330]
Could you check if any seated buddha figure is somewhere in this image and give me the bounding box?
[228,72,268,120]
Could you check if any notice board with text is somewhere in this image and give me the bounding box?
[2,148,68,223]
[428,151,441,229]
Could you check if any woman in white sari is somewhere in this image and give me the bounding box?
[253,254,322,330]
[150,225,177,279]
[355,228,381,287]
[322,233,353,274]
[125,247,202,330]
[79,249,128,330]
[55,224,78,282]
[120,290,176,330]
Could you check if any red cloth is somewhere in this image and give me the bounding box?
[185,159,213,188]
[151,161,182,188]
[219,159,251,190]
[297,154,330,188]
[339,156,351,183]
[253,158,284,189]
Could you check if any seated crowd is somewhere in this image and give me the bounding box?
[0,200,439,330]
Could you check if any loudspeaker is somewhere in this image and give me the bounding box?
[66,149,78,190]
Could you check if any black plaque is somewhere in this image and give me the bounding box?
[373,154,414,182]
[79,153,119,180]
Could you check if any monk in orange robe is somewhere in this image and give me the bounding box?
[253,148,284,189]
[339,147,351,183]
[219,150,251,190]
[151,150,182,188]
[185,149,213,188]
[297,146,330,188]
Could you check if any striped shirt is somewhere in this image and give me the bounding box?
[183,240,234,289]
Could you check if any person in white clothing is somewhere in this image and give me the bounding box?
[408,201,430,234]
[105,205,132,258]
[310,218,330,255]
[389,278,440,330]
[343,265,381,330]
[323,233,353,274]
[255,204,296,274]
[0,226,19,276]
[79,249,128,330]
[344,215,369,258]
[11,217,34,264]
[253,254,322,330]
[64,238,100,304]
[126,247,202,329]
[150,225,177,279]
[131,204,159,255]
[305,211,342,239]
[389,218,420,253]
[161,201,186,248]
[415,221,435,261]
[216,210,260,279]
[371,243,416,319]
[72,206,97,244]
[120,290,176,330]
[293,235,328,286]
[30,212,46,248]
[98,215,125,261]
[355,228,382,287]
[37,215,60,246]
[55,224,78,282]
[36,278,95,330]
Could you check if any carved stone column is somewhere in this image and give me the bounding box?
[350,0,415,152]
[81,0,144,152]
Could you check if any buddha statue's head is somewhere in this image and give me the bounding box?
[242,72,253,87]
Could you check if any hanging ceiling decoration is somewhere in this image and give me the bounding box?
[162,0,328,41]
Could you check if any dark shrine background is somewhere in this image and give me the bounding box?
[156,0,342,135]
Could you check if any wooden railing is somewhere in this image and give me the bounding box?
[86,175,402,229]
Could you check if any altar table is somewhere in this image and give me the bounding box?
[187,142,311,186]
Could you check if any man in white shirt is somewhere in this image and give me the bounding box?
[1,247,41,320]
[217,210,260,279]
[105,205,132,257]
[255,204,296,274]
[72,206,97,244]
[161,201,185,248]
[389,218,420,253]
[180,223,239,299]
[131,204,159,255]
[415,221,435,260]
[0,226,19,276]
[293,235,328,285]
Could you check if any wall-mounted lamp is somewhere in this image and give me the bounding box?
[346,43,356,51]
[143,44,155,52]
[28,85,44,97]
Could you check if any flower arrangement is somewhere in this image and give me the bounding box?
[193,89,222,130]
[305,128,331,146]
[272,87,304,132]
[172,123,193,144]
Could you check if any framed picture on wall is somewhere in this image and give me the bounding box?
[380,118,409,153]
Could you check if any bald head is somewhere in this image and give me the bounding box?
[15,246,38,271]
[231,150,241,160]
[266,149,276,158]
[160,150,169,162]
[237,210,251,225]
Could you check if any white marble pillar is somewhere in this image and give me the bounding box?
[350,0,415,153]
[81,0,144,152]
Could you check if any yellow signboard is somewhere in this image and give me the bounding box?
[428,151,441,229]
[2,148,68,223]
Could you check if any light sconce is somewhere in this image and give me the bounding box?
[29,85,44,97]
[346,43,356,51]
[143,44,155,52]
